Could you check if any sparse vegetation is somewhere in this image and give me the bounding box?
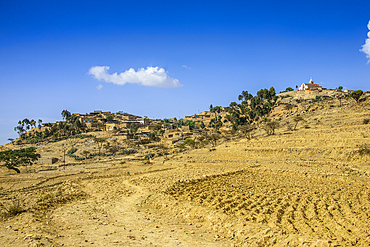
[94,137,106,157]
[358,144,370,155]
[293,116,304,130]
[0,197,24,218]
[350,90,363,103]
[208,133,220,147]
[0,147,40,173]
[263,120,280,135]
[2,86,370,246]
[238,124,255,140]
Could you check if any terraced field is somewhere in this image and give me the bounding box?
[1,96,370,246]
[166,169,370,245]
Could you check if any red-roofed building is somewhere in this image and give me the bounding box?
[299,79,322,91]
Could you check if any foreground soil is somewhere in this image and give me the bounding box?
[1,101,370,246]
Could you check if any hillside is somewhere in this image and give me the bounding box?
[1,91,370,246]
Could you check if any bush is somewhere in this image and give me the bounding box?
[263,121,280,135]
[358,144,370,155]
[0,198,24,218]
[67,148,77,157]
[363,119,370,125]
[183,138,195,148]
[286,125,293,131]
[350,90,363,103]
[118,149,137,155]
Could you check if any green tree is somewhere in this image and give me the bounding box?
[74,119,82,129]
[130,123,138,134]
[61,110,71,121]
[210,105,222,132]
[0,147,40,173]
[269,87,276,98]
[106,115,113,121]
[238,90,253,102]
[14,118,36,137]
[182,138,195,149]
[153,124,162,131]
[286,87,294,92]
[149,131,160,142]
[14,121,26,137]
[350,90,363,103]
[184,120,196,129]
[338,86,343,91]
[37,119,43,128]
[30,119,36,128]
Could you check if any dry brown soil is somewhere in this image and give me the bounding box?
[1,101,370,246]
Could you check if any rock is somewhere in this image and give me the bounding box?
[262,235,269,242]
[328,205,335,211]
[310,240,331,247]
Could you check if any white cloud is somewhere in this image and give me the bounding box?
[88,66,182,88]
[182,65,192,69]
[360,20,370,63]
[96,84,103,90]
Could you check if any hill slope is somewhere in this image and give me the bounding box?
[0,95,370,246]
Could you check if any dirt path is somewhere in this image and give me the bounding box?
[0,166,235,246]
[47,177,231,246]
[1,101,370,246]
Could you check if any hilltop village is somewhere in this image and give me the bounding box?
[1,82,370,246]
[35,86,367,149]
[4,82,368,166]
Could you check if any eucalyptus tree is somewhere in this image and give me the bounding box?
[61,110,71,121]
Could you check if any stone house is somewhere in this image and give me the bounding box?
[105,122,118,131]
[299,79,322,91]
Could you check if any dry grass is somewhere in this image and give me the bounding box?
[1,93,370,246]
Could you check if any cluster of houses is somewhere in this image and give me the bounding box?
[43,110,220,145]
[41,78,353,145]
[75,111,148,131]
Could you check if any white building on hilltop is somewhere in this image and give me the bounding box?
[299,78,322,91]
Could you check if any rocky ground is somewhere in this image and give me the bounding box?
[1,97,370,246]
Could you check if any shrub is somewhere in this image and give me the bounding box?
[183,138,195,148]
[68,148,77,155]
[239,125,256,139]
[0,198,24,218]
[350,90,363,103]
[363,119,370,125]
[358,144,370,155]
[286,125,293,131]
[263,121,280,135]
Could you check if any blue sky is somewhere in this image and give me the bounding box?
[1,0,370,145]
